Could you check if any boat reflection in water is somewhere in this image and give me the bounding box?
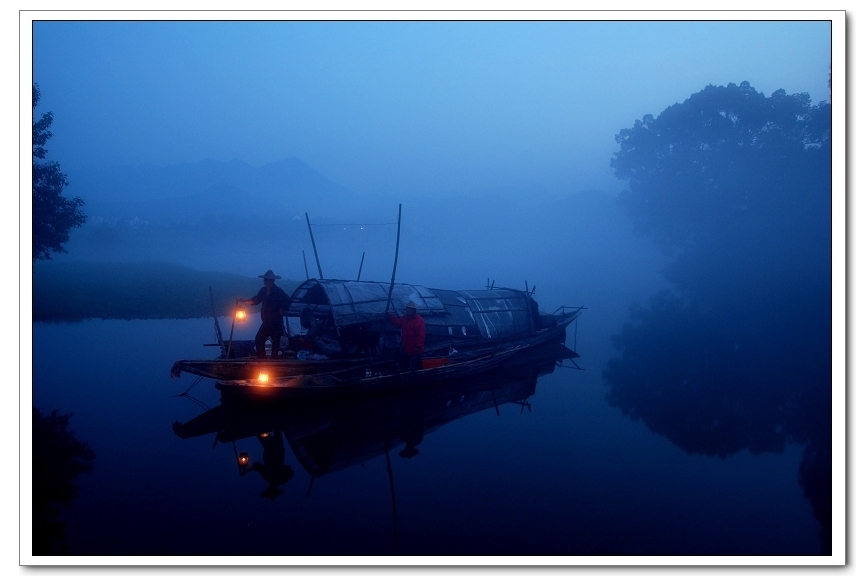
[172,342,579,501]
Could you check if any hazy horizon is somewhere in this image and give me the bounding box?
[31,18,831,202]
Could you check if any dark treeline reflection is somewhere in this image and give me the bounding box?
[32,408,95,555]
[603,82,832,554]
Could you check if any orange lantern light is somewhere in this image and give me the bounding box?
[235,308,247,321]
[258,372,269,383]
[237,452,250,468]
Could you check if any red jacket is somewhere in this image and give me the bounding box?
[388,312,426,355]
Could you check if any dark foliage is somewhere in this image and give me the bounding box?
[611,82,830,260]
[604,82,832,552]
[32,261,300,322]
[32,408,95,555]
[799,437,833,555]
[605,81,831,447]
[33,83,86,261]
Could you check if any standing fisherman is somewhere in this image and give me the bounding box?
[387,300,426,371]
[242,269,290,359]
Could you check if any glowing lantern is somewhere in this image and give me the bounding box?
[259,432,271,438]
[258,372,269,383]
[237,452,250,468]
[235,309,247,321]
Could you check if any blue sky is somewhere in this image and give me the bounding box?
[30,17,832,200]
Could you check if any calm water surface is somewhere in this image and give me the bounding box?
[31,313,821,558]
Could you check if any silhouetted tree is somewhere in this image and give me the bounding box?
[611,82,829,258]
[33,83,86,262]
[32,408,95,555]
[604,82,832,553]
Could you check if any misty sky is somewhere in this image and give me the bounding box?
[29,17,832,201]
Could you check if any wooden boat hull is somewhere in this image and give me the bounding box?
[173,341,578,479]
[216,344,521,399]
[170,355,368,381]
[214,312,579,401]
[173,311,578,384]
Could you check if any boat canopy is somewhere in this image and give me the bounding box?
[428,287,535,340]
[287,279,538,341]
[288,279,446,327]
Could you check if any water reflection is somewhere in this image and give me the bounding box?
[32,408,95,555]
[173,341,578,494]
[603,291,832,554]
[237,432,295,500]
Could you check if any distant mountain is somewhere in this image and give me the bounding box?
[64,157,349,223]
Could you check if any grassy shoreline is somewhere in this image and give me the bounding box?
[32,261,301,322]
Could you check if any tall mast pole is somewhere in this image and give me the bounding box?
[357,251,365,281]
[305,212,324,279]
[385,204,402,314]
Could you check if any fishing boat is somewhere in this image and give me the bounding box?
[170,206,583,390]
[171,277,582,391]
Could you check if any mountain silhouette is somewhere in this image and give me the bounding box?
[65,157,349,223]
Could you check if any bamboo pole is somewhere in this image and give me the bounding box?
[305,212,324,279]
[209,287,225,352]
[385,204,402,315]
[226,298,240,358]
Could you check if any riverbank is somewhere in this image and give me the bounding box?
[31,261,300,322]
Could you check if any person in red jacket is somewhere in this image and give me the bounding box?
[387,300,426,371]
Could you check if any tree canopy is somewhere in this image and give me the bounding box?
[607,81,830,360]
[611,81,829,264]
[33,83,86,261]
